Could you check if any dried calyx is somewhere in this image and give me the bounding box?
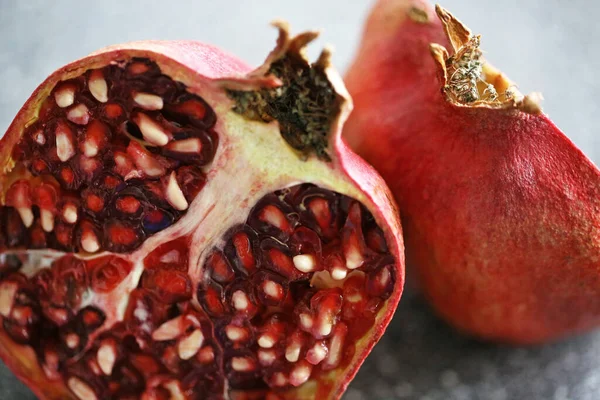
[0,23,403,400]
[430,5,543,113]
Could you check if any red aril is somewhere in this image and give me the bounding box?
[0,23,404,399]
[344,0,600,344]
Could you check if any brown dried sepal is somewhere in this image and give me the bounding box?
[430,4,542,114]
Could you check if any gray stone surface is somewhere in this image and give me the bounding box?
[0,0,599,399]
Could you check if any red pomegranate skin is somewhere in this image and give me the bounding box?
[343,0,600,344]
[0,28,405,400]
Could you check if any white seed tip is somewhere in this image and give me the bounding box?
[258,349,277,366]
[293,254,316,273]
[263,281,282,299]
[165,172,189,211]
[331,266,348,281]
[89,71,108,103]
[66,333,79,349]
[0,282,18,317]
[136,113,169,146]
[285,344,301,363]
[258,335,275,349]
[55,85,75,108]
[63,204,78,224]
[16,207,34,228]
[34,131,46,145]
[345,247,364,270]
[299,313,313,330]
[134,92,164,110]
[81,232,100,253]
[68,377,98,400]
[67,104,90,125]
[167,138,202,154]
[40,209,55,233]
[178,329,204,360]
[56,126,75,162]
[97,343,116,375]
[290,363,312,387]
[152,316,183,341]
[225,325,246,342]
[232,290,249,311]
[231,357,255,372]
[272,372,288,387]
[83,139,99,158]
[318,322,333,337]
[306,342,328,365]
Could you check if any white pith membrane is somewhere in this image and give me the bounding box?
[0,28,397,399]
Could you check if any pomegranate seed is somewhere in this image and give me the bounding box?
[258,205,291,233]
[128,62,150,74]
[270,372,289,388]
[104,103,123,118]
[89,70,108,103]
[68,377,98,400]
[177,329,204,360]
[207,252,235,284]
[331,265,348,281]
[322,322,347,371]
[65,333,80,349]
[165,171,189,211]
[299,313,314,331]
[233,290,255,312]
[232,232,256,274]
[0,281,18,317]
[257,333,276,349]
[308,197,332,233]
[170,99,206,120]
[98,340,117,375]
[127,141,166,177]
[62,203,79,224]
[306,341,328,365]
[292,254,316,273]
[67,104,90,125]
[116,196,141,214]
[134,92,164,110]
[152,316,184,341]
[285,331,306,362]
[313,290,342,338]
[231,357,255,372]
[225,325,249,342]
[80,224,101,253]
[54,83,76,108]
[289,361,312,387]
[5,181,33,228]
[261,280,283,301]
[33,129,46,145]
[106,221,139,247]
[165,138,202,154]
[134,113,170,146]
[258,349,277,366]
[367,264,394,298]
[56,121,76,162]
[81,120,109,157]
[197,346,215,364]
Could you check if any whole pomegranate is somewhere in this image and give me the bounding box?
[0,24,404,399]
[344,0,600,344]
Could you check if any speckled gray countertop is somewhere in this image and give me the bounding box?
[1,0,599,399]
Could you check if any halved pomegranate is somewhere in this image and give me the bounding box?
[344,0,600,344]
[0,24,404,399]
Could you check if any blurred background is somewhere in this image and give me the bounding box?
[1,0,599,399]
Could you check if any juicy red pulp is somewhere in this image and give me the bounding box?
[1,58,216,254]
[0,183,395,399]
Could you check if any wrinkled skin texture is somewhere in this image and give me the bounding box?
[0,26,404,400]
[344,0,600,344]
